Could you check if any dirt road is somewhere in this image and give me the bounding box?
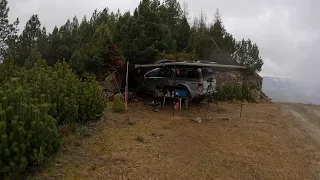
[34,102,320,180]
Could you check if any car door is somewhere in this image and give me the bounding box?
[157,68,174,87]
[144,68,161,93]
[173,68,201,97]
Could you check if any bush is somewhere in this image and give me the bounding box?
[0,53,107,178]
[77,74,106,122]
[0,78,60,179]
[18,58,107,125]
[0,55,18,84]
[217,82,253,102]
[20,60,80,125]
[112,96,124,112]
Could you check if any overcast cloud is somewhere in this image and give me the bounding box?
[7,0,320,83]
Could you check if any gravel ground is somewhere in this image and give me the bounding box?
[34,102,320,180]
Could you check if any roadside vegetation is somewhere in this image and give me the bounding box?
[0,0,265,178]
[0,52,106,179]
[217,83,253,102]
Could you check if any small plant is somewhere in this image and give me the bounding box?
[112,96,124,112]
[127,121,136,126]
[135,135,144,143]
[126,117,136,126]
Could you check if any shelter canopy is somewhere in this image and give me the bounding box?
[134,62,247,72]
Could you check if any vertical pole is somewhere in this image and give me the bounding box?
[125,61,129,111]
[173,101,175,117]
[240,71,245,117]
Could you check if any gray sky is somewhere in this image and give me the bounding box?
[7,0,320,82]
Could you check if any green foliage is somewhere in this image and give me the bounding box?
[0,51,107,178]
[20,57,79,125]
[0,78,60,179]
[2,50,107,125]
[70,49,85,73]
[112,96,124,112]
[0,54,18,83]
[0,0,19,63]
[209,10,226,50]
[3,0,264,73]
[156,49,197,61]
[232,39,264,72]
[21,56,107,124]
[17,14,42,66]
[217,82,253,102]
[0,0,19,61]
[77,74,106,122]
[176,16,190,51]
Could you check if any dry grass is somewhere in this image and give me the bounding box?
[33,102,320,180]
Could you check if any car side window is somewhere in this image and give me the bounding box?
[176,68,198,79]
[159,69,172,77]
[201,68,216,80]
[146,68,160,77]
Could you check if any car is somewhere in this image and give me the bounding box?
[143,66,217,99]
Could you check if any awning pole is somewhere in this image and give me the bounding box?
[240,71,245,117]
[125,61,129,111]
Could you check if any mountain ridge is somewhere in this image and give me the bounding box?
[262,76,320,105]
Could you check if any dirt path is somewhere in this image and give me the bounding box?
[280,103,320,179]
[34,102,320,180]
[282,103,320,144]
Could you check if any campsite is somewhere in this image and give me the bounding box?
[2,0,320,179]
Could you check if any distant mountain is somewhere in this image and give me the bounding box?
[262,76,320,105]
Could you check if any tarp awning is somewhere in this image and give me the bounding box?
[134,62,247,71]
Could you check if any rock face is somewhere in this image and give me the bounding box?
[216,71,270,103]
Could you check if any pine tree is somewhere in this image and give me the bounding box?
[176,16,190,51]
[233,39,263,72]
[188,11,211,59]
[209,9,226,51]
[199,9,207,31]
[47,26,60,65]
[223,33,237,55]
[17,14,42,65]
[0,0,19,62]
[123,0,167,63]
[115,11,134,60]
[86,23,113,75]
[70,49,84,73]
[37,27,49,60]
[77,16,93,46]
[161,0,182,32]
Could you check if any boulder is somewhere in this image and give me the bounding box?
[190,117,202,123]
